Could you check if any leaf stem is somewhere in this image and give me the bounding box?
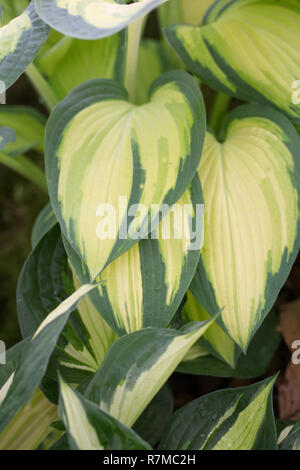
[25,64,59,112]
[209,92,231,136]
[124,15,146,103]
[0,152,48,192]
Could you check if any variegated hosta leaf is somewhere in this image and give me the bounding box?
[164,0,300,122]
[160,376,277,450]
[0,279,97,433]
[190,105,300,350]
[182,290,238,367]
[34,0,167,39]
[59,377,151,450]
[0,388,58,450]
[36,31,126,100]
[18,224,117,382]
[0,106,46,155]
[45,71,206,281]
[86,320,214,427]
[0,1,49,91]
[178,309,281,379]
[68,176,204,335]
[278,421,300,450]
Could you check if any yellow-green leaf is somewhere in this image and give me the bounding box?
[164,0,300,122]
[191,105,300,350]
[36,31,126,100]
[68,176,204,335]
[182,290,237,367]
[45,71,206,280]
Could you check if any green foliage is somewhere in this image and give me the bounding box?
[0,0,299,452]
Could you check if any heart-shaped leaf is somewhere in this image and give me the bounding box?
[45,71,206,280]
[34,0,167,39]
[165,0,300,122]
[190,105,300,350]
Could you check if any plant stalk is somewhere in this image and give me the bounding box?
[124,15,146,103]
[25,64,59,113]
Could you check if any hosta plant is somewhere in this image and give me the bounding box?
[0,0,299,452]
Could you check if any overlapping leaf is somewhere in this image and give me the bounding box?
[165,0,300,121]
[86,320,214,427]
[59,377,151,450]
[34,0,167,39]
[45,71,206,281]
[182,290,237,367]
[160,376,277,450]
[278,421,300,450]
[191,105,300,350]
[67,176,204,334]
[0,388,58,450]
[36,31,126,100]
[0,1,49,91]
[178,310,280,379]
[17,225,117,382]
[0,279,97,433]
